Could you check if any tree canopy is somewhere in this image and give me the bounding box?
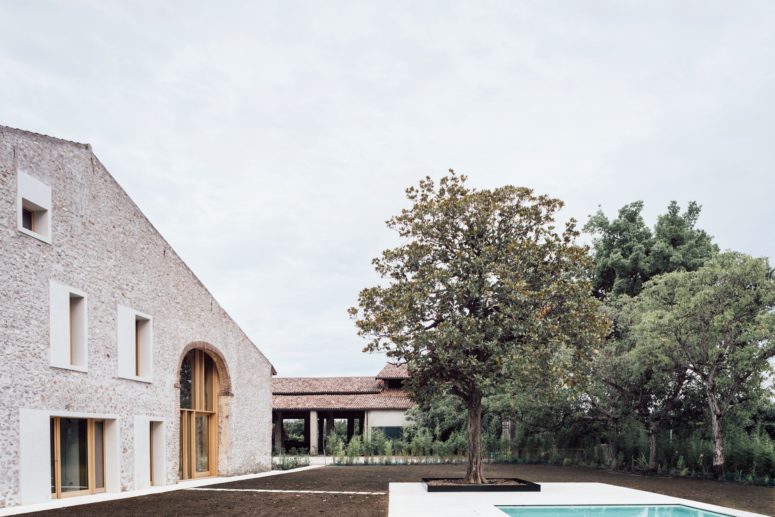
[350,172,609,483]
[626,252,775,477]
[584,201,718,298]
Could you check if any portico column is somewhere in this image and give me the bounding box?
[325,411,334,451]
[309,410,318,455]
[273,411,283,452]
[326,412,334,434]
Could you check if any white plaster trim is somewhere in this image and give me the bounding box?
[16,171,52,244]
[49,280,88,371]
[1,465,323,516]
[49,364,89,373]
[388,482,768,517]
[17,226,49,243]
[116,305,153,382]
[18,409,121,506]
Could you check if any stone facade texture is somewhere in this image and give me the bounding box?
[0,126,274,508]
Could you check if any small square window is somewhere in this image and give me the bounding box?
[17,171,52,243]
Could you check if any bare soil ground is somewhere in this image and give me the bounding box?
[29,464,775,516]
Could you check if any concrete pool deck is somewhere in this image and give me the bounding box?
[388,482,770,517]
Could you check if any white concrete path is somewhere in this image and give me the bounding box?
[0,465,324,516]
[388,482,770,517]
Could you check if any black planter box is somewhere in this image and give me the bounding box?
[422,477,541,492]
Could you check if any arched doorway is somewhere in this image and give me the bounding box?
[179,349,219,479]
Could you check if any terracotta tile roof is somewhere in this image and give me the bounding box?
[273,390,413,411]
[272,377,383,394]
[375,363,409,379]
[272,363,414,411]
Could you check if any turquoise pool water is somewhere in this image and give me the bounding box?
[498,505,732,517]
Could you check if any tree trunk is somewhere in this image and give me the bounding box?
[647,421,658,471]
[501,417,513,456]
[465,394,486,484]
[706,388,725,479]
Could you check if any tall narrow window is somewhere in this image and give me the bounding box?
[149,422,155,486]
[50,417,105,498]
[135,319,142,377]
[69,294,85,366]
[134,317,151,378]
[179,350,219,480]
[117,306,152,381]
[50,281,88,371]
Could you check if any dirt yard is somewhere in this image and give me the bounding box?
[29,464,775,516]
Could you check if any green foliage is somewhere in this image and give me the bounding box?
[351,172,609,481]
[353,172,609,399]
[584,201,717,298]
[329,432,345,459]
[676,455,689,477]
[346,435,362,460]
[627,252,775,476]
[272,451,310,470]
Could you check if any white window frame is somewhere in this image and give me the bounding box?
[133,416,167,489]
[19,409,120,505]
[49,281,88,372]
[17,171,52,244]
[117,305,153,383]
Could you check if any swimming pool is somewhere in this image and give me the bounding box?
[499,505,732,517]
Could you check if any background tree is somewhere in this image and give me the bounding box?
[350,172,609,483]
[628,252,775,478]
[585,200,718,470]
[584,201,718,299]
[597,301,689,470]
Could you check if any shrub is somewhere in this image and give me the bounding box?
[273,452,310,470]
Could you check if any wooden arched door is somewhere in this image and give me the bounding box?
[179,349,219,479]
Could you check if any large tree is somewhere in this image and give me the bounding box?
[628,252,775,478]
[585,200,718,469]
[350,172,609,483]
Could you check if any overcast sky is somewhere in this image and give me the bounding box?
[1,1,774,376]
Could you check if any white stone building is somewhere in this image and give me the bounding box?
[0,126,275,508]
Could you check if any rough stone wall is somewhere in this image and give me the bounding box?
[0,126,273,508]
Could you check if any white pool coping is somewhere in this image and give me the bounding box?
[0,465,323,516]
[388,482,770,517]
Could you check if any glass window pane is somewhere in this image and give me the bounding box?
[195,415,209,472]
[22,207,33,230]
[179,414,186,479]
[50,418,56,494]
[59,418,88,493]
[180,354,193,409]
[94,421,104,489]
[204,354,214,412]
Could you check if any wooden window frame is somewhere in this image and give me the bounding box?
[50,417,106,499]
[149,421,155,486]
[135,318,141,377]
[180,350,219,480]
